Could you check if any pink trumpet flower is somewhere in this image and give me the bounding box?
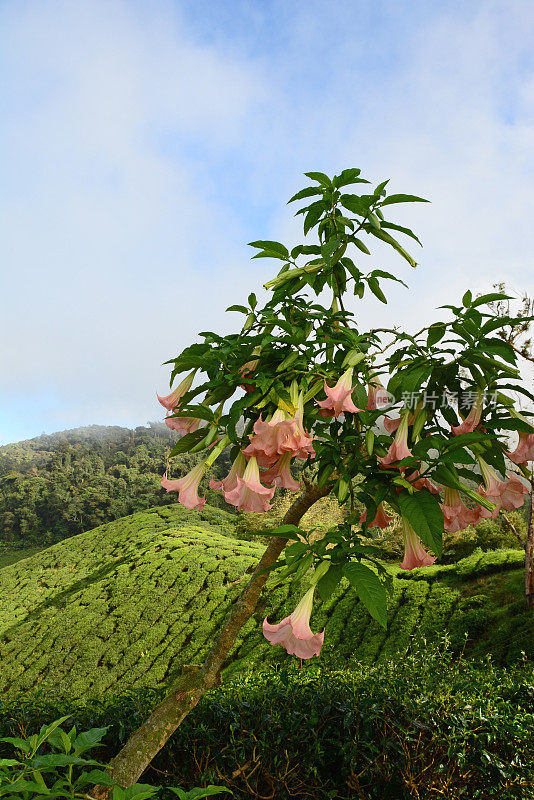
[406,470,441,494]
[164,415,202,435]
[508,432,534,464]
[360,502,393,528]
[440,487,477,532]
[380,412,413,466]
[477,458,529,512]
[383,410,416,435]
[224,456,275,512]
[209,451,247,493]
[239,355,260,393]
[316,368,361,418]
[161,463,206,510]
[260,453,301,491]
[400,518,437,570]
[451,391,483,436]
[263,586,325,659]
[243,406,315,465]
[366,378,390,411]
[157,371,195,411]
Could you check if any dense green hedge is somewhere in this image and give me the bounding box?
[1,644,532,799]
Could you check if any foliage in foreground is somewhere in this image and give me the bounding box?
[1,642,532,799]
[0,715,229,799]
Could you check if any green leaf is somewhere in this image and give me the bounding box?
[379,221,422,245]
[397,491,444,557]
[340,194,369,216]
[269,524,303,540]
[0,737,31,754]
[462,290,473,307]
[168,787,232,799]
[379,193,429,206]
[317,564,343,601]
[367,277,387,304]
[76,769,114,788]
[304,205,324,235]
[287,186,323,203]
[303,171,332,187]
[332,168,369,188]
[248,240,289,257]
[427,323,446,347]
[251,250,290,261]
[73,727,108,755]
[471,292,513,308]
[169,428,207,456]
[122,785,161,800]
[342,562,387,628]
[369,269,408,288]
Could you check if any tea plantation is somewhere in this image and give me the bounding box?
[0,504,531,701]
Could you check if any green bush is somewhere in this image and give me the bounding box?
[0,715,229,799]
[1,642,532,799]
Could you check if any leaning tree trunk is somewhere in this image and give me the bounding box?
[92,483,331,799]
[525,475,534,609]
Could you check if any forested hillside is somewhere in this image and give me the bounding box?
[0,423,231,547]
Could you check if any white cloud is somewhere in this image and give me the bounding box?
[1,0,533,443]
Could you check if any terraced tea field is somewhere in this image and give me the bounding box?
[0,504,530,700]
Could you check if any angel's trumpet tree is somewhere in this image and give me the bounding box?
[93,168,534,799]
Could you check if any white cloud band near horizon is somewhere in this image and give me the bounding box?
[1,0,533,445]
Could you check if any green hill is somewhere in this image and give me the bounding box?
[0,504,531,701]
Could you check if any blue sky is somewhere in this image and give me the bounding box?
[1,0,533,445]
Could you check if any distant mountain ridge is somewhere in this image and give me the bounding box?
[0,422,230,549]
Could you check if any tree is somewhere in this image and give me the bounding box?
[94,168,533,796]
[487,285,534,606]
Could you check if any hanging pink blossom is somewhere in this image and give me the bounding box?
[400,518,436,570]
[451,391,483,436]
[243,405,315,465]
[260,453,301,491]
[366,378,390,411]
[440,487,477,532]
[316,368,361,418]
[292,401,316,460]
[239,354,260,393]
[263,586,324,659]
[380,413,413,466]
[224,456,275,512]
[165,415,202,435]
[161,463,206,510]
[478,460,529,512]
[209,452,246,493]
[360,502,393,528]
[406,470,441,494]
[508,432,534,464]
[157,371,195,412]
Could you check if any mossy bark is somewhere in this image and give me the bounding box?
[91,483,331,798]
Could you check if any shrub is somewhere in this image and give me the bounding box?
[0,715,229,799]
[1,642,532,799]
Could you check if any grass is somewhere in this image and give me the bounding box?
[0,503,531,701]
